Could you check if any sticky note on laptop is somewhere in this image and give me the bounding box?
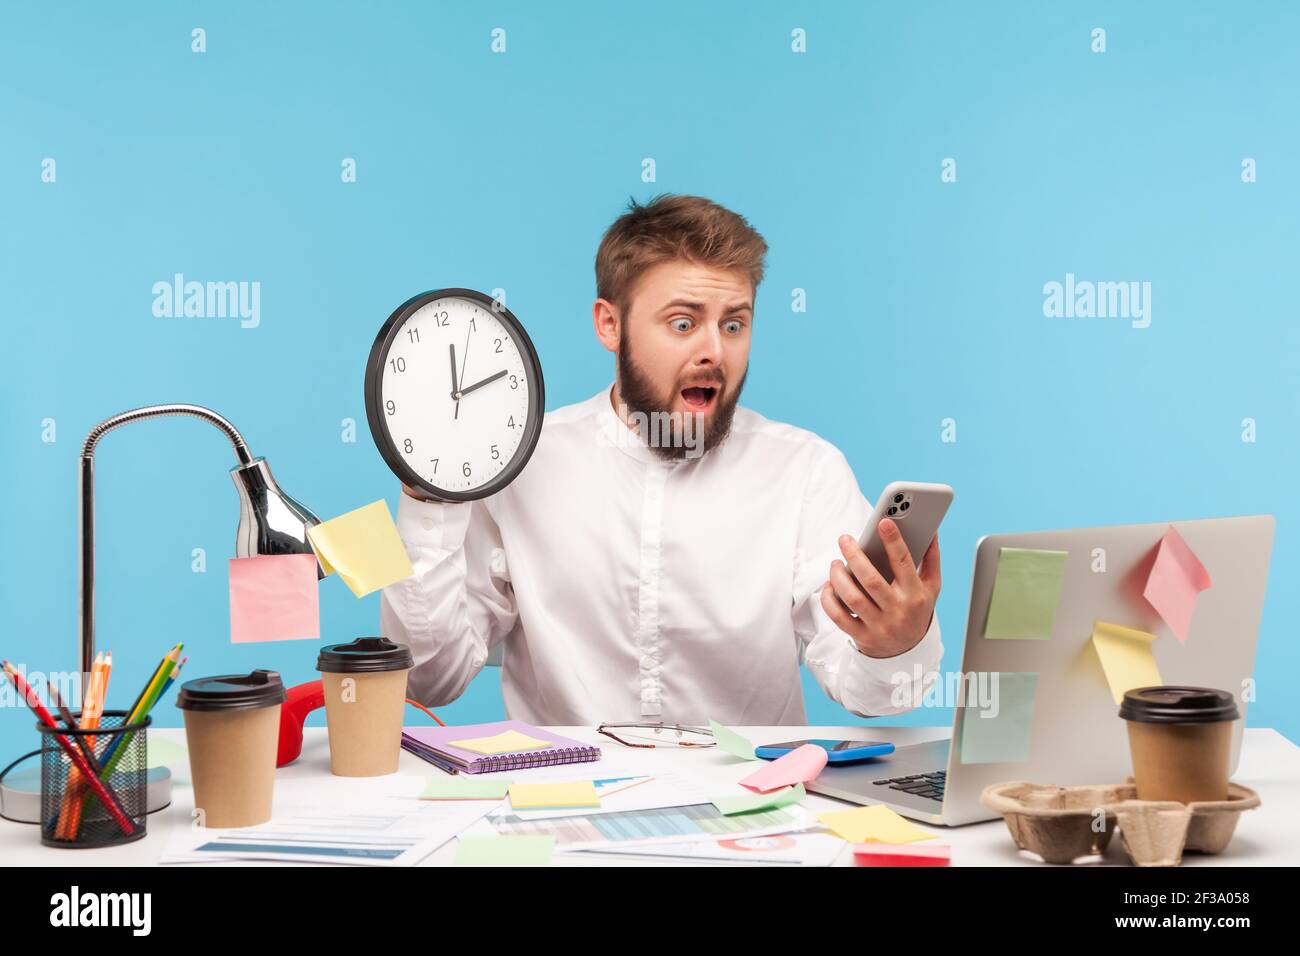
[508,781,600,809]
[228,553,320,643]
[306,499,414,597]
[1091,620,1162,705]
[449,730,554,756]
[1143,526,1212,644]
[958,671,1039,764]
[983,547,1067,640]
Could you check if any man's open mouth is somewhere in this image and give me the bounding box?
[680,385,718,409]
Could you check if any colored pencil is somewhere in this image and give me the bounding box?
[66,644,183,835]
[97,644,182,772]
[47,683,100,770]
[124,644,177,719]
[3,662,134,837]
[62,653,112,838]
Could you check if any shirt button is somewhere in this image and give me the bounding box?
[421,517,435,531]
[640,655,656,672]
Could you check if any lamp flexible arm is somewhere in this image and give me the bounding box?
[79,404,257,683]
[82,404,254,463]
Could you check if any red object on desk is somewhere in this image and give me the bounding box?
[853,843,951,867]
[277,680,325,767]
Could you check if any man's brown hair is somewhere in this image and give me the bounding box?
[595,194,768,315]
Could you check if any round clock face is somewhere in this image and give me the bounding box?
[364,289,545,501]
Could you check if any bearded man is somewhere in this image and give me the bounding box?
[382,194,943,725]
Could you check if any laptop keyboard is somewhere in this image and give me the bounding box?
[874,770,946,802]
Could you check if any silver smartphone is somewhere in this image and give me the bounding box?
[856,481,954,583]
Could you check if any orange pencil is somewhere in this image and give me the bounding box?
[65,652,112,838]
[56,654,102,838]
[61,653,111,839]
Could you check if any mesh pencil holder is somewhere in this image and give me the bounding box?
[39,710,150,848]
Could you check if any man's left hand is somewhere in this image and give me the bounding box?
[819,518,941,658]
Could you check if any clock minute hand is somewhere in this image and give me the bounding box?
[457,369,508,399]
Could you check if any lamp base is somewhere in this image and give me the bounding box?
[0,765,172,824]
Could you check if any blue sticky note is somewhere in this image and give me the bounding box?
[958,672,1039,764]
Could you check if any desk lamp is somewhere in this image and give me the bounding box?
[9,403,320,823]
[79,403,323,678]
[1,404,323,823]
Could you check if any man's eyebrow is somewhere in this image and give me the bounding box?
[658,299,753,312]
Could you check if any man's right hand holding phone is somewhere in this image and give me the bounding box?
[820,517,941,660]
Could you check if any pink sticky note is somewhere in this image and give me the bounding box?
[229,554,320,643]
[853,843,951,867]
[1142,526,1212,644]
[739,743,828,793]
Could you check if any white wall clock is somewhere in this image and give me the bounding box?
[364,289,545,501]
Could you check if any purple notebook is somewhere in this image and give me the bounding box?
[400,720,601,774]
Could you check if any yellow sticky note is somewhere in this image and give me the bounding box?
[508,781,600,809]
[1091,620,1162,705]
[307,500,414,597]
[817,804,937,844]
[449,730,554,756]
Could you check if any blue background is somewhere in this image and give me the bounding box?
[2,2,1297,761]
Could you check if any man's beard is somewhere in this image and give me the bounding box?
[616,336,747,462]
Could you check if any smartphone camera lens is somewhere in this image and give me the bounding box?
[888,506,898,516]
[893,494,905,504]
[900,501,910,511]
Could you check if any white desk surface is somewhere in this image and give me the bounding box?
[3,726,1296,867]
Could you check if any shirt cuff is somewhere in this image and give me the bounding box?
[394,492,473,551]
[848,612,942,685]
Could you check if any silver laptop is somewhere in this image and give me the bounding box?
[805,515,1275,825]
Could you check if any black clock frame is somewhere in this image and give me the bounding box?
[364,288,545,502]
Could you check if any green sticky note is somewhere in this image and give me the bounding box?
[957,672,1039,764]
[709,719,757,760]
[983,548,1067,640]
[451,835,554,867]
[712,783,805,816]
[146,738,189,769]
[420,777,511,800]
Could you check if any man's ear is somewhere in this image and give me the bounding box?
[592,298,620,354]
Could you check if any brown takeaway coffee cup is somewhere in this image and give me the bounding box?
[176,669,286,828]
[1119,686,1238,803]
[317,636,414,777]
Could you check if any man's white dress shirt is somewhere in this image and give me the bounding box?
[380,385,942,726]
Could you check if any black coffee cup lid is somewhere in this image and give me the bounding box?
[176,669,287,712]
[1119,686,1239,724]
[316,636,414,674]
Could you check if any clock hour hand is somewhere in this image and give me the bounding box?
[456,369,508,399]
[449,344,459,396]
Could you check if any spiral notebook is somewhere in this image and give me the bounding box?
[401,720,601,774]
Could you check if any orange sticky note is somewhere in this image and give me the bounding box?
[229,554,320,643]
[739,744,828,793]
[1143,526,1212,644]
